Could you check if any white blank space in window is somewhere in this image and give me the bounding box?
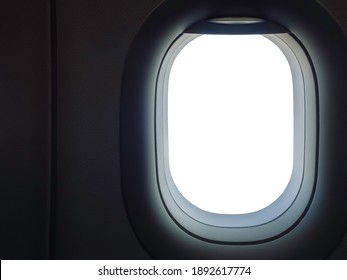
[168,35,293,214]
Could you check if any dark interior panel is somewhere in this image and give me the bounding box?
[0,0,51,259]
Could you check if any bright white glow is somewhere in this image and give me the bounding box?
[168,35,293,214]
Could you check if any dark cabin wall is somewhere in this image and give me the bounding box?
[0,0,51,259]
[311,0,347,260]
[318,0,347,35]
[53,0,159,259]
[0,0,346,259]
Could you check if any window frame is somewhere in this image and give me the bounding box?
[121,0,347,258]
[155,24,317,243]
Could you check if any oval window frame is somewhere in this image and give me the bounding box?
[121,0,347,258]
[156,27,316,242]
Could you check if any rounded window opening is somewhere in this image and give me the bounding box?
[156,27,315,241]
[122,2,320,247]
[167,35,294,214]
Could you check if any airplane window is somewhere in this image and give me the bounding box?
[167,35,293,214]
[155,29,314,242]
[121,0,338,255]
